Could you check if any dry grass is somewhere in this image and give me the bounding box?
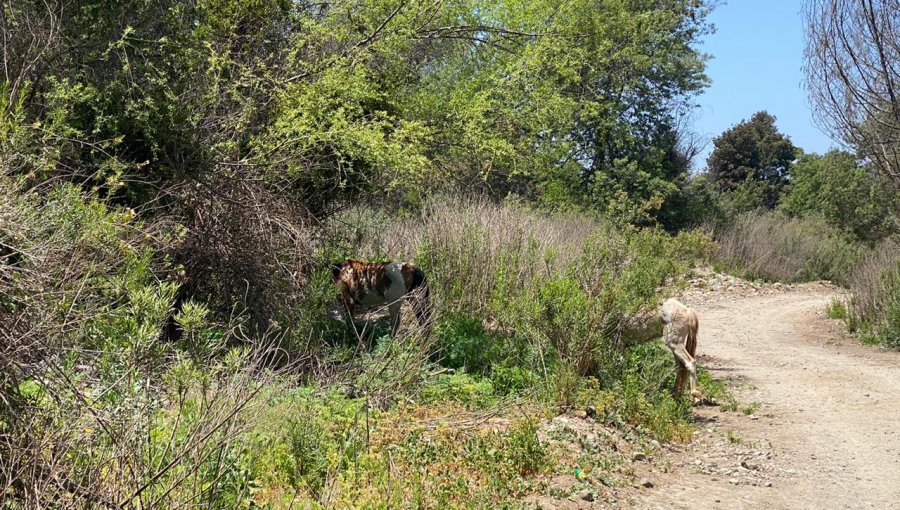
[846,239,900,345]
[330,196,602,316]
[848,239,898,322]
[713,210,860,284]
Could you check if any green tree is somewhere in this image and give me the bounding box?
[398,0,713,223]
[2,0,715,329]
[706,111,798,208]
[781,150,898,242]
[3,0,713,220]
[658,174,724,231]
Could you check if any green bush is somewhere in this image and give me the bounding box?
[287,414,332,499]
[827,300,849,320]
[0,185,726,506]
[782,151,898,243]
[434,314,500,374]
[490,363,540,396]
[419,372,497,410]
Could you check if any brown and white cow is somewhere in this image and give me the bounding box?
[330,259,431,336]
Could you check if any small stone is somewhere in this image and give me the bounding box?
[632,452,647,462]
[764,481,773,487]
[640,478,654,488]
[729,478,740,485]
[578,490,595,502]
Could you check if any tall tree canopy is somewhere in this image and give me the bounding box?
[2,0,713,222]
[782,150,899,242]
[706,111,798,208]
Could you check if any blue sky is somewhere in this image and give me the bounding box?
[692,0,836,168]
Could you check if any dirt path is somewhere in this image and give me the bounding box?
[634,287,900,510]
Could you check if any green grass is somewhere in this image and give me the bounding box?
[827,299,848,320]
[742,402,761,415]
[697,368,737,411]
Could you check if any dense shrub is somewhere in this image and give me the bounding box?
[712,210,861,285]
[782,151,898,243]
[332,197,714,393]
[0,177,285,506]
[846,239,900,347]
[0,180,727,507]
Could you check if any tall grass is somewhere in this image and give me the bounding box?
[846,239,900,347]
[713,210,861,285]
[330,197,597,314]
[2,186,718,507]
[330,196,713,390]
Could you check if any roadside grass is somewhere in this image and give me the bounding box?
[698,368,738,412]
[742,402,762,415]
[2,189,735,507]
[710,210,899,349]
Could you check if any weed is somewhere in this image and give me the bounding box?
[419,372,497,410]
[827,299,848,320]
[742,402,761,415]
[698,369,738,411]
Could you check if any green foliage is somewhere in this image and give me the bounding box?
[1,0,748,503]
[3,0,713,227]
[563,343,697,442]
[419,372,497,410]
[658,174,725,231]
[286,414,331,499]
[434,314,500,374]
[2,182,734,506]
[490,363,541,396]
[782,150,898,243]
[827,299,849,320]
[697,368,737,411]
[468,418,549,477]
[742,402,762,415]
[707,111,798,208]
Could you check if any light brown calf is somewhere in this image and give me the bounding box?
[659,298,700,400]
